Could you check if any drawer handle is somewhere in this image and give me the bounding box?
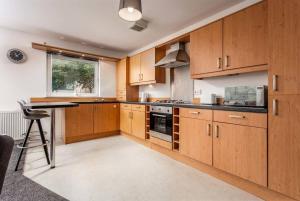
[225,55,230,67]
[228,115,245,119]
[189,111,200,115]
[217,58,222,69]
[207,124,211,136]
[273,99,278,116]
[272,75,278,91]
[214,125,219,138]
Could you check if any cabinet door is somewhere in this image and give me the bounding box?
[269,0,300,95]
[132,110,145,139]
[268,95,300,200]
[223,2,267,70]
[129,54,141,84]
[65,104,94,137]
[120,109,132,134]
[94,104,120,134]
[140,48,156,82]
[213,122,267,186]
[180,117,212,165]
[190,20,223,75]
[116,58,127,92]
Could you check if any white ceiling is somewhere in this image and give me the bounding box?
[0,0,244,54]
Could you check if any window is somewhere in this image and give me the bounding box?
[47,54,99,97]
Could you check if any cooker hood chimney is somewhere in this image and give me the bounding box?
[155,42,189,68]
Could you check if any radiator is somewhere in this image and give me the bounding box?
[0,111,28,140]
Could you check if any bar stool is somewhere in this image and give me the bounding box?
[19,99,48,140]
[15,101,50,171]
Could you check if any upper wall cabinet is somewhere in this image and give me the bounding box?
[268,0,300,95]
[129,48,165,85]
[223,1,267,70]
[190,2,267,79]
[116,57,139,101]
[190,20,223,75]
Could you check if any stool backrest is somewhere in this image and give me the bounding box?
[17,100,30,117]
[0,135,14,194]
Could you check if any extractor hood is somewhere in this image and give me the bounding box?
[155,42,190,68]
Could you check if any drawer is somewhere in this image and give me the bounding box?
[117,95,126,101]
[120,104,132,110]
[132,104,145,112]
[179,108,212,120]
[117,90,126,95]
[213,110,267,128]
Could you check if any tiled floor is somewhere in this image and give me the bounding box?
[23,135,262,201]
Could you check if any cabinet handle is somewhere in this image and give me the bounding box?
[189,111,200,115]
[228,115,245,119]
[224,55,230,67]
[214,125,219,138]
[273,99,278,116]
[113,105,117,108]
[272,75,278,91]
[141,73,143,81]
[207,124,211,136]
[217,58,222,69]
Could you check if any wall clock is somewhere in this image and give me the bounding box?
[7,48,27,64]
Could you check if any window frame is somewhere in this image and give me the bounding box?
[47,54,100,97]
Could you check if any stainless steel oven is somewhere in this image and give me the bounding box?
[149,105,173,142]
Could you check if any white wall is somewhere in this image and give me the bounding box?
[0,27,118,111]
[194,71,268,99]
[99,61,116,97]
[139,69,171,98]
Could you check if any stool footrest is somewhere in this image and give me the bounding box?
[17,141,49,149]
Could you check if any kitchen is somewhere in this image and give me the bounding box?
[0,0,299,201]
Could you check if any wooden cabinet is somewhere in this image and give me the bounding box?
[140,48,156,82]
[268,0,300,95]
[94,103,120,133]
[268,95,300,200]
[129,48,165,85]
[213,122,267,186]
[65,103,120,144]
[120,103,146,140]
[120,105,132,134]
[129,54,141,84]
[190,2,267,79]
[190,20,223,75]
[65,104,94,138]
[268,1,300,199]
[116,58,139,101]
[131,110,146,140]
[180,117,212,165]
[223,1,267,70]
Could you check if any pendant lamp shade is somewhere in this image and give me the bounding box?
[119,0,142,22]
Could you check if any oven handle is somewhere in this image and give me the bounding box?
[152,114,167,118]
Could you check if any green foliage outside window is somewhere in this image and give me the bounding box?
[51,56,96,93]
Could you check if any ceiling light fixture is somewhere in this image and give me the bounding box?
[119,0,142,22]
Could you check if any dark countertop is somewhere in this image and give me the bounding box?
[25,102,79,109]
[71,101,120,104]
[121,101,268,113]
[69,101,267,113]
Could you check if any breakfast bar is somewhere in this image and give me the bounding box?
[23,102,79,168]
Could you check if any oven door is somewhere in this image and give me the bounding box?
[150,112,173,141]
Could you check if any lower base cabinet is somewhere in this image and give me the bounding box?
[65,103,120,144]
[120,107,132,134]
[120,104,146,140]
[213,122,267,186]
[132,110,146,139]
[268,95,300,200]
[180,117,212,165]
